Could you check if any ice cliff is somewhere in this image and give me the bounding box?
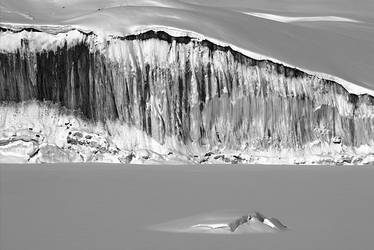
[1,27,374,164]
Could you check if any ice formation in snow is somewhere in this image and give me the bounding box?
[150,211,287,234]
[1,27,374,164]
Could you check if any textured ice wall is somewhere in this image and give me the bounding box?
[1,29,374,154]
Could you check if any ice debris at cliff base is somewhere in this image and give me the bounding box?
[0,101,373,165]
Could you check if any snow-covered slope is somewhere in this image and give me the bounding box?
[1,0,374,92]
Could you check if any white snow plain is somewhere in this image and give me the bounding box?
[1,164,374,250]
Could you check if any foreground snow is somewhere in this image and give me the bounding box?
[1,0,374,164]
[1,164,373,250]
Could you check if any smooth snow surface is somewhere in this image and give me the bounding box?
[1,0,374,94]
[1,164,374,250]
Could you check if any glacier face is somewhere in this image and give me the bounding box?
[1,28,374,164]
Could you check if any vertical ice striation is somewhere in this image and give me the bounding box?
[1,29,374,157]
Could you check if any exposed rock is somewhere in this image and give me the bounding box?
[67,131,108,151]
[213,155,224,160]
[229,216,249,232]
[118,152,135,164]
[332,136,343,144]
[250,211,266,223]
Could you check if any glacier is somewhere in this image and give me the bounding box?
[1,26,374,164]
